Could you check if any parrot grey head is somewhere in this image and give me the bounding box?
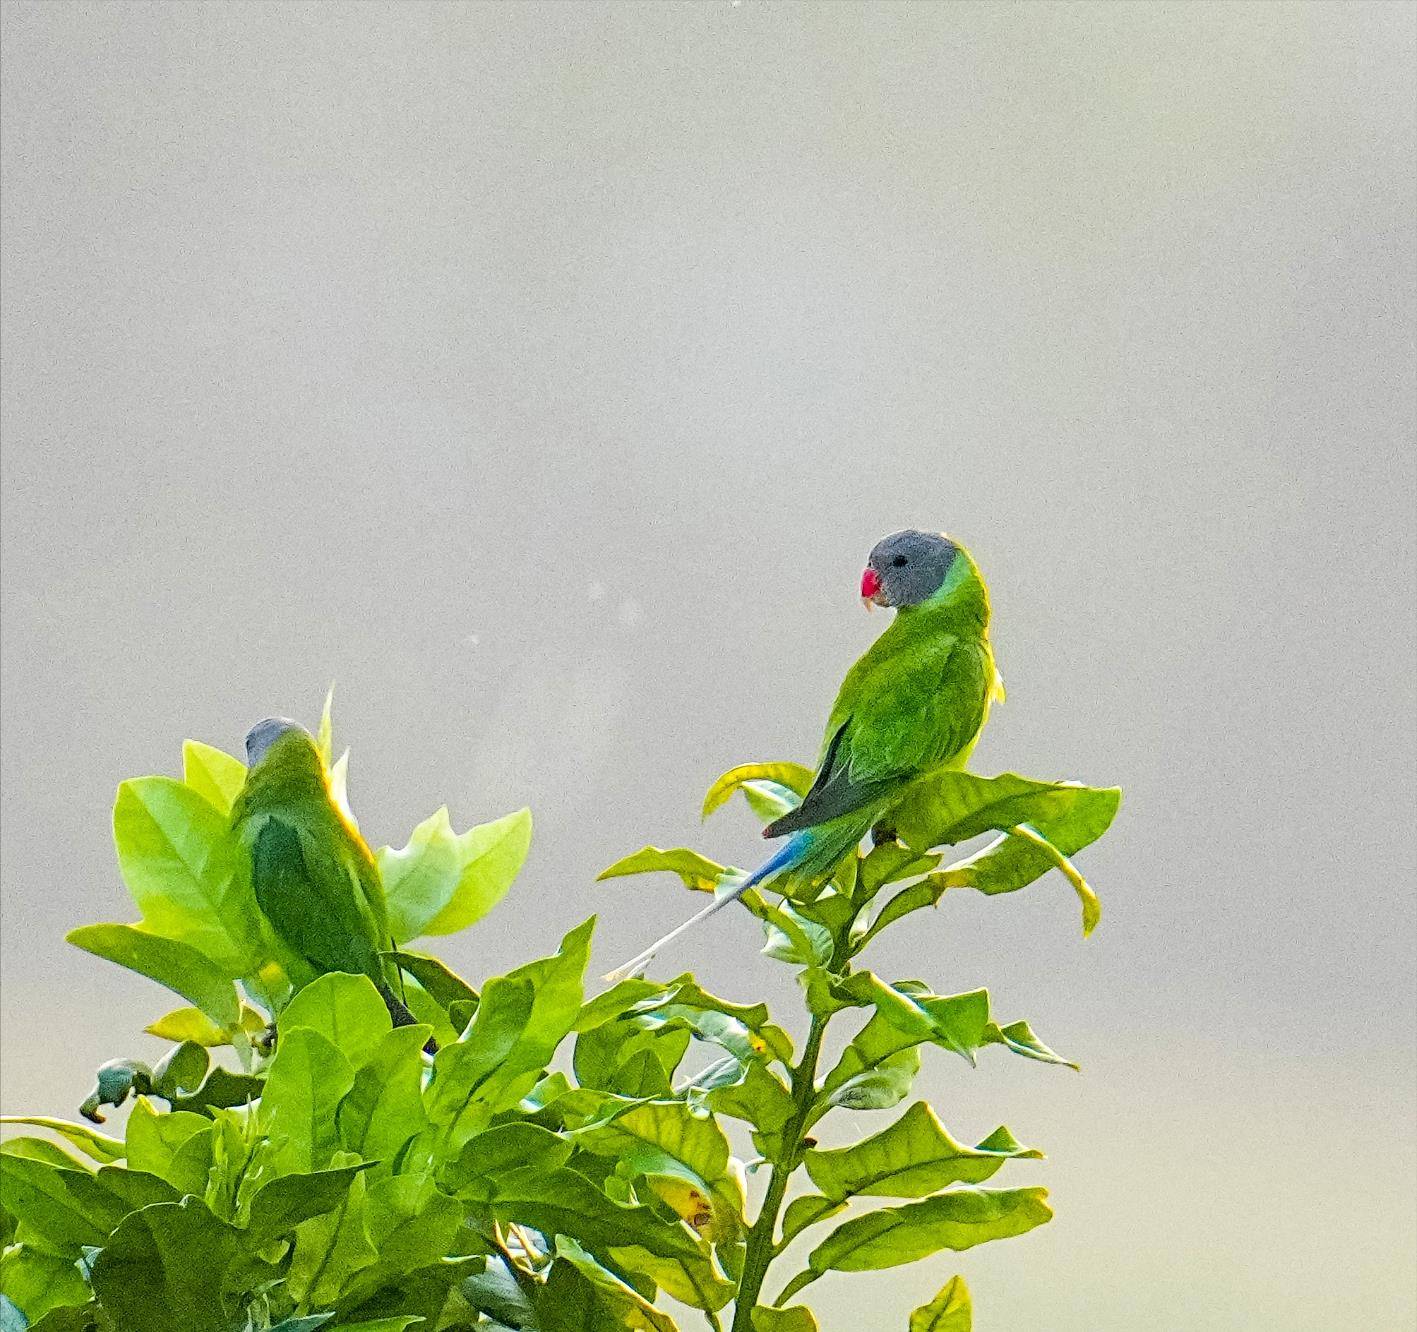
[861,530,960,608]
[244,717,310,767]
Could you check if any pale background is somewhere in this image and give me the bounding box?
[2,3,1414,1328]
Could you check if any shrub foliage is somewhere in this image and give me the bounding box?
[0,699,1117,1331]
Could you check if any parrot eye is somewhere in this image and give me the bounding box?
[891,555,908,568]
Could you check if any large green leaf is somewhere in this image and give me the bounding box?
[701,762,814,819]
[337,1025,431,1165]
[596,847,734,894]
[0,1247,87,1325]
[539,1249,679,1332]
[89,1196,240,1331]
[440,1122,572,1199]
[804,1102,1041,1202]
[143,1003,265,1048]
[0,1154,133,1252]
[124,1098,212,1193]
[573,1098,746,1238]
[910,1274,972,1331]
[259,1028,355,1172]
[181,740,247,814]
[284,1153,376,1307]
[0,1117,123,1165]
[378,806,532,943]
[608,1243,735,1313]
[278,971,392,1067]
[889,773,1118,935]
[799,1186,1051,1277]
[66,924,239,1027]
[425,919,592,1154]
[752,1308,819,1332]
[488,1166,702,1261]
[111,777,258,972]
[243,1164,370,1247]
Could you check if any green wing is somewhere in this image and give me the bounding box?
[250,814,387,981]
[764,635,991,838]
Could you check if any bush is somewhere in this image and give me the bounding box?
[0,699,1118,1331]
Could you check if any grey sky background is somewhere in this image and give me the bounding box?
[2,3,1414,1328]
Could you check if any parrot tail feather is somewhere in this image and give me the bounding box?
[601,834,809,983]
[376,981,438,1055]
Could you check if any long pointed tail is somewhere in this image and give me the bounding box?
[602,835,807,983]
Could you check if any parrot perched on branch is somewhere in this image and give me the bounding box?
[231,717,424,1039]
[605,530,1004,982]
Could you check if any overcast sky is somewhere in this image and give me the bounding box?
[2,4,1414,1328]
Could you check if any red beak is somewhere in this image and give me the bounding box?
[860,567,882,609]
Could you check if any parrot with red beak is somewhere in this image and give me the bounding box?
[606,529,1004,980]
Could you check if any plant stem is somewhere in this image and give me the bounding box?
[729,1012,827,1332]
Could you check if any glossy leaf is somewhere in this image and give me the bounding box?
[0,1118,123,1165]
[278,971,392,1067]
[910,1274,972,1331]
[111,777,258,972]
[123,1099,211,1193]
[337,1024,432,1165]
[539,1249,679,1332]
[573,1099,746,1237]
[66,924,239,1027]
[488,1166,702,1260]
[259,1028,355,1172]
[181,740,247,814]
[143,1003,264,1047]
[596,847,734,894]
[244,1164,370,1247]
[804,1102,1041,1201]
[89,1196,241,1331]
[378,806,532,943]
[752,1307,819,1332]
[802,1186,1052,1275]
[702,762,814,819]
[0,1247,88,1325]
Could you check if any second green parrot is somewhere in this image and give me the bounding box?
[607,529,1004,979]
[231,718,423,1038]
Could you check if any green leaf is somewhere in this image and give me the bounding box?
[387,950,479,1015]
[316,685,336,765]
[89,1196,240,1330]
[66,924,239,1027]
[701,762,814,819]
[596,847,733,894]
[804,1102,1041,1201]
[111,777,258,973]
[803,1186,1052,1274]
[124,1098,212,1193]
[890,773,1118,935]
[259,1028,355,1172]
[984,1019,1078,1069]
[0,1118,123,1165]
[761,902,832,967]
[752,1307,819,1332]
[278,971,392,1066]
[779,1195,844,1246]
[910,1274,972,1331]
[378,807,532,944]
[425,920,593,1154]
[181,740,248,814]
[244,1164,370,1247]
[539,1249,679,1332]
[268,1318,336,1332]
[285,1156,376,1307]
[489,1166,701,1260]
[0,1154,130,1252]
[337,1025,432,1165]
[355,1174,463,1286]
[573,1099,746,1238]
[0,1247,88,1326]
[440,1122,572,1199]
[608,1244,735,1313]
[143,1004,259,1047]
[165,1065,265,1115]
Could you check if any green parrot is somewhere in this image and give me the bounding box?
[606,529,1004,980]
[231,717,423,1038]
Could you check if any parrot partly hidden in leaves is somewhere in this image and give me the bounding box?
[230,718,426,1042]
[606,530,1005,981]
